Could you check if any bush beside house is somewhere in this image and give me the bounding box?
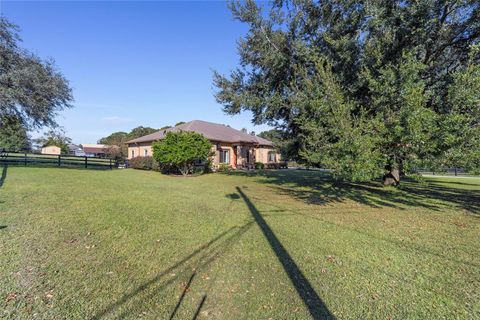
[129,156,158,170]
[152,131,212,176]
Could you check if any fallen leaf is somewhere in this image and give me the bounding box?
[5,292,17,302]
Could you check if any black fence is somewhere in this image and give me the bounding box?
[414,167,472,176]
[0,151,114,169]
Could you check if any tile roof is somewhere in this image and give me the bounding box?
[126,120,274,146]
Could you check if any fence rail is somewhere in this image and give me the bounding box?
[0,151,113,169]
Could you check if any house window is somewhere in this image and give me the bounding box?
[131,150,135,158]
[144,149,148,156]
[219,149,229,164]
[268,151,276,162]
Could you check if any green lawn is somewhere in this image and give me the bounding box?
[1,167,479,319]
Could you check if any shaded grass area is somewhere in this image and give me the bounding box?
[226,170,480,214]
[0,167,479,319]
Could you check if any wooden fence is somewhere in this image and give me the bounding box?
[0,151,114,169]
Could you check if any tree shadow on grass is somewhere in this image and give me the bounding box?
[91,222,253,319]
[226,170,479,215]
[0,165,7,188]
[192,295,207,320]
[235,186,335,320]
[259,206,480,269]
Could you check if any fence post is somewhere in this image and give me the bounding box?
[24,153,27,166]
[109,158,112,169]
[85,156,87,168]
[58,155,61,166]
[454,167,458,176]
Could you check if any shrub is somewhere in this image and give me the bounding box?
[217,163,232,172]
[254,162,265,169]
[203,158,214,174]
[265,161,288,169]
[128,156,158,170]
[152,131,212,176]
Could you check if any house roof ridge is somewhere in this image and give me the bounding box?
[126,119,274,146]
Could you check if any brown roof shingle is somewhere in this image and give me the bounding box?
[126,120,274,146]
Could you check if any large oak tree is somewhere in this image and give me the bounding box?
[214,0,480,183]
[0,17,72,129]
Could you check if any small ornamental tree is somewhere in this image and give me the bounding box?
[152,131,212,175]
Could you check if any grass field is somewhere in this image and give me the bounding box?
[1,166,479,319]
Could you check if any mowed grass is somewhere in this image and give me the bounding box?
[0,166,479,319]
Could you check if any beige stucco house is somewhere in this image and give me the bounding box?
[126,120,281,169]
[41,145,61,155]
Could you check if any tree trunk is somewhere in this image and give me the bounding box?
[383,165,400,186]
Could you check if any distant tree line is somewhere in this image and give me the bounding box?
[98,121,188,159]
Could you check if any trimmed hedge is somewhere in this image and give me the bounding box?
[128,156,158,170]
[254,162,265,169]
[265,162,288,169]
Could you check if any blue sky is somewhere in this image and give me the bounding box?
[1,0,270,143]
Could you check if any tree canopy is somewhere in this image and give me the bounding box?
[152,131,212,175]
[0,114,31,151]
[214,0,480,182]
[258,129,295,160]
[98,126,157,159]
[0,17,73,129]
[34,130,72,154]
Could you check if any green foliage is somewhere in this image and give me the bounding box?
[98,126,157,159]
[98,132,128,146]
[217,163,233,172]
[203,158,214,174]
[98,131,128,159]
[215,0,480,181]
[152,131,212,175]
[34,130,71,154]
[0,17,73,129]
[128,126,157,140]
[254,162,264,170]
[0,115,31,151]
[128,156,158,171]
[258,129,296,160]
[174,121,186,127]
[265,162,288,169]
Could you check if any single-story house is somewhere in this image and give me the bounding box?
[126,120,281,169]
[81,144,109,157]
[41,145,61,155]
